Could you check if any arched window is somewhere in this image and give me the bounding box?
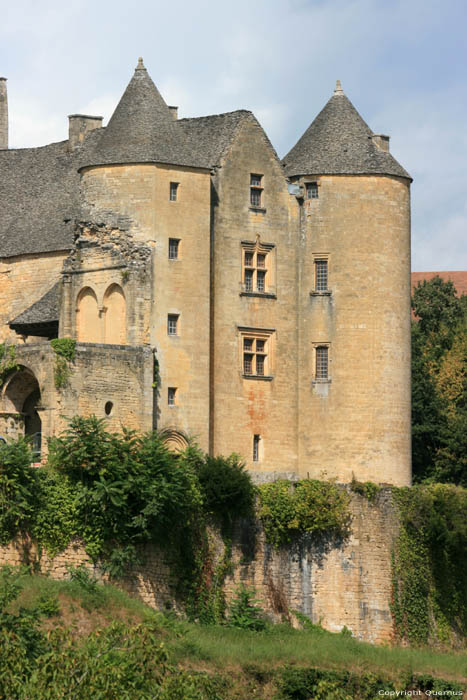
[76,287,100,343]
[104,284,126,345]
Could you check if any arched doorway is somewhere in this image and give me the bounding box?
[2,367,42,459]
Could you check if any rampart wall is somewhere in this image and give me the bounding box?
[0,490,398,644]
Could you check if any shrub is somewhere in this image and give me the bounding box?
[258,479,351,549]
[227,585,267,631]
[0,438,37,544]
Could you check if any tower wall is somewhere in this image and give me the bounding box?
[296,174,411,486]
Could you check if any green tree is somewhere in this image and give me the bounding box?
[411,276,467,485]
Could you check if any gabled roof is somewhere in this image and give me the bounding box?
[283,82,410,180]
[9,281,60,337]
[0,141,78,258]
[177,110,254,168]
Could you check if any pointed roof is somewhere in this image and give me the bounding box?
[283,81,410,179]
[80,58,208,170]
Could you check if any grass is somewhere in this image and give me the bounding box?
[7,571,467,693]
[171,624,467,683]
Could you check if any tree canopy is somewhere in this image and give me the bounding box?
[411,276,467,486]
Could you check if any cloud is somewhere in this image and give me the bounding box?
[1,0,466,270]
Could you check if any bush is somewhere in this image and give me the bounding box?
[189,449,256,532]
[0,438,37,544]
[227,585,267,631]
[258,479,351,549]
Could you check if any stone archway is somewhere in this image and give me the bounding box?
[2,367,42,458]
[159,428,189,453]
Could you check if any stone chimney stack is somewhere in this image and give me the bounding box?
[68,114,103,150]
[0,77,8,150]
[168,105,178,120]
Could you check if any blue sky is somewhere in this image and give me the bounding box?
[1,0,466,271]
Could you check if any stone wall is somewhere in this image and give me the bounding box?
[0,490,398,645]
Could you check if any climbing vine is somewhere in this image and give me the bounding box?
[50,338,76,389]
[0,342,19,387]
[391,483,467,645]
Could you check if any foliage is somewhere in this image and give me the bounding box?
[47,416,203,574]
[50,337,76,389]
[0,342,18,387]
[258,479,351,549]
[411,276,467,485]
[350,478,380,503]
[391,483,467,645]
[50,337,76,361]
[188,447,256,532]
[0,438,37,544]
[227,584,268,631]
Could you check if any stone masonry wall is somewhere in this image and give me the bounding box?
[0,490,398,645]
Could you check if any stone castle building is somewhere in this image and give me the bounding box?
[0,61,412,485]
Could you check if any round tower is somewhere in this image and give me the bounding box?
[284,81,411,486]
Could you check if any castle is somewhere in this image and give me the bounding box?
[0,61,412,486]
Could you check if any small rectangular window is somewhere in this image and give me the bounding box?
[306,182,318,199]
[245,269,253,291]
[169,238,180,259]
[169,182,179,201]
[257,271,266,292]
[167,314,179,335]
[250,174,263,207]
[244,353,253,375]
[168,387,177,405]
[315,259,328,291]
[316,346,328,379]
[242,246,269,293]
[253,434,260,462]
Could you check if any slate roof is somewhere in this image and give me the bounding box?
[79,60,252,171]
[9,281,60,336]
[0,141,78,258]
[283,83,410,180]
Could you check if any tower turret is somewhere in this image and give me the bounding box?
[0,77,8,150]
[284,82,412,486]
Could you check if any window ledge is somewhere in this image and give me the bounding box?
[242,374,273,382]
[310,290,332,297]
[240,291,277,299]
[249,206,267,214]
[312,378,332,384]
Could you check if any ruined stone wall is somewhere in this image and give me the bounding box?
[0,342,154,449]
[211,117,299,471]
[0,251,67,342]
[0,490,399,645]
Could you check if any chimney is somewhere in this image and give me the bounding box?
[372,134,390,152]
[68,114,103,150]
[0,77,8,150]
[168,105,178,120]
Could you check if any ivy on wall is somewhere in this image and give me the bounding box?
[50,338,76,389]
[391,483,467,646]
[0,343,19,387]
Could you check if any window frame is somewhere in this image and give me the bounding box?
[238,327,274,380]
[250,173,263,208]
[312,343,331,382]
[168,238,180,260]
[306,181,319,200]
[169,182,179,202]
[168,387,177,406]
[167,314,179,336]
[241,239,275,296]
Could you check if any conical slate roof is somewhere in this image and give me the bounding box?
[283,82,410,179]
[80,59,209,170]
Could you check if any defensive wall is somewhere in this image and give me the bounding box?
[0,488,398,645]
